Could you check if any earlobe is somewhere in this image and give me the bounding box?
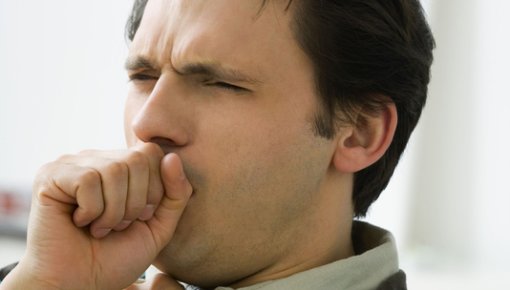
[332,102,397,173]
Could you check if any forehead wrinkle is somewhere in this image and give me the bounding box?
[133,0,294,85]
[129,0,180,68]
[167,4,281,86]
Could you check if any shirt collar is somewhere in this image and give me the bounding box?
[215,221,399,290]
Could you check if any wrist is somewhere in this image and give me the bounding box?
[0,263,63,290]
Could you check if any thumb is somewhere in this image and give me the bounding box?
[146,153,193,250]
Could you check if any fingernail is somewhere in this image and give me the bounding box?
[93,228,112,239]
[139,205,156,221]
[114,220,131,231]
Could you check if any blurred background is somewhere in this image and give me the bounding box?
[1,0,509,289]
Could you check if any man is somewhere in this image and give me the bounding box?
[0,0,434,289]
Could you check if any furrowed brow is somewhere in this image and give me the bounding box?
[124,56,158,71]
[178,63,261,85]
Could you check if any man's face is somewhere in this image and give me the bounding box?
[124,0,337,286]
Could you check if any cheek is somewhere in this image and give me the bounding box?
[198,121,332,239]
[200,113,316,190]
[194,98,316,176]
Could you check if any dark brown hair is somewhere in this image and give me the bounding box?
[125,0,435,217]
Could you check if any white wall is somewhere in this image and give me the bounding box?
[0,1,132,187]
[472,0,510,272]
[367,0,510,288]
[1,0,510,288]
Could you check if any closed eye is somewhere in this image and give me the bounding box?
[207,82,248,92]
[128,73,159,82]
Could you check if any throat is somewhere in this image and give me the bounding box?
[228,225,354,289]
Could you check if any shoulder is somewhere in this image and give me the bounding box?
[377,270,407,290]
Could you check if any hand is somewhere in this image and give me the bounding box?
[0,143,192,290]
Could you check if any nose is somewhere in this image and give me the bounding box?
[130,74,192,148]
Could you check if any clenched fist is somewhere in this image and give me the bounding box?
[0,143,192,290]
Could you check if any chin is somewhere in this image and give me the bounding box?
[154,262,224,289]
[153,241,214,288]
[154,244,245,289]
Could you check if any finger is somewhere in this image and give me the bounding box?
[114,150,150,231]
[146,153,193,249]
[90,161,129,238]
[65,149,154,225]
[35,163,104,226]
[133,143,165,221]
[71,168,105,227]
[61,146,164,222]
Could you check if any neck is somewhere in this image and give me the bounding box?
[230,172,354,289]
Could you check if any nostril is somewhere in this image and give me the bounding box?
[149,137,180,154]
[149,137,177,147]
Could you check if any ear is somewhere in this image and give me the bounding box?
[332,101,398,173]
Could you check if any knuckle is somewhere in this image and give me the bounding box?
[55,154,74,163]
[81,203,104,218]
[105,161,128,177]
[126,150,148,170]
[34,184,52,200]
[33,163,66,199]
[78,169,101,185]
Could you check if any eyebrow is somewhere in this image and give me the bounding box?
[125,56,261,85]
[125,56,159,72]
